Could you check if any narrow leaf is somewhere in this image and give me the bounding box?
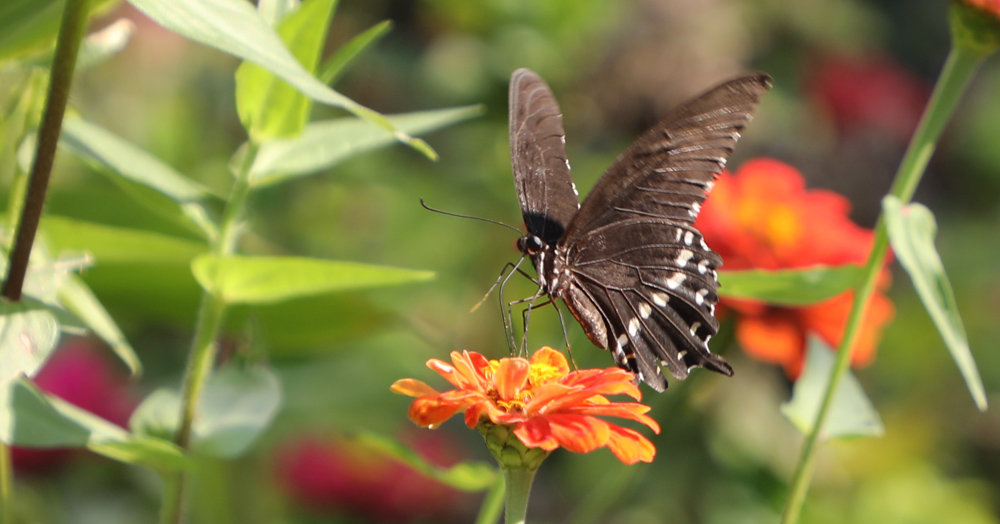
[781,337,883,440]
[127,0,435,158]
[356,432,499,492]
[718,265,865,305]
[42,215,208,264]
[883,196,987,410]
[192,254,435,305]
[235,0,337,140]
[0,378,89,447]
[249,105,483,187]
[58,275,142,377]
[317,20,392,85]
[59,117,218,240]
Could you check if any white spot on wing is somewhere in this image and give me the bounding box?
[652,292,669,307]
[639,302,652,319]
[666,273,686,290]
[628,318,640,337]
[697,260,709,274]
[689,202,701,217]
[689,321,701,336]
[675,249,693,267]
[684,231,694,245]
[617,333,629,347]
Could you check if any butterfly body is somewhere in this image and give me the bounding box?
[509,68,770,391]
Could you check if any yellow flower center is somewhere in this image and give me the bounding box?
[483,358,564,414]
[737,199,803,253]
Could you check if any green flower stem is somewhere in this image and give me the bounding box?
[0,442,11,524]
[779,39,990,524]
[503,467,537,524]
[2,0,89,300]
[160,142,260,524]
[474,473,507,524]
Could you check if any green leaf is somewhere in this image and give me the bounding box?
[0,301,60,386]
[191,254,435,305]
[718,265,865,305]
[130,367,282,459]
[883,196,987,411]
[257,0,298,25]
[235,0,337,140]
[193,365,282,458]
[42,215,208,264]
[126,0,436,159]
[248,105,483,187]
[59,117,218,240]
[0,379,191,471]
[781,337,884,440]
[27,18,134,70]
[317,19,392,85]
[0,378,89,447]
[58,275,142,377]
[356,432,499,492]
[0,0,121,62]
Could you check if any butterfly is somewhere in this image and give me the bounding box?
[508,68,770,391]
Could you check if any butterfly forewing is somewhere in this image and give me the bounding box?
[509,69,771,391]
[509,68,580,245]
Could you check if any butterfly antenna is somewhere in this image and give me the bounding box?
[420,198,523,235]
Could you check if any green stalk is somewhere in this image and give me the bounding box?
[779,38,990,524]
[0,442,11,524]
[474,474,507,524]
[503,467,537,524]
[1,0,89,301]
[160,142,260,524]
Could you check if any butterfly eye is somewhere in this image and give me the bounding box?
[517,236,544,255]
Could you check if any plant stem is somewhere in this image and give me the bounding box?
[779,42,988,524]
[161,142,260,524]
[1,0,90,301]
[474,473,507,524]
[503,468,536,524]
[0,443,11,524]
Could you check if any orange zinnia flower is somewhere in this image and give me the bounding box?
[694,159,894,378]
[391,347,660,465]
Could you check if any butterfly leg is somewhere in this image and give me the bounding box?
[549,300,578,370]
[497,257,533,354]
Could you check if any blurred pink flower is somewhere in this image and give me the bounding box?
[275,432,472,523]
[11,340,136,472]
[806,54,930,141]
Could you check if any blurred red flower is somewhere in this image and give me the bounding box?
[392,347,659,464]
[695,159,894,378]
[960,0,1000,18]
[12,339,136,472]
[806,54,929,141]
[274,432,471,523]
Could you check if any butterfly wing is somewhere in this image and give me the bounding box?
[559,74,771,391]
[509,68,580,245]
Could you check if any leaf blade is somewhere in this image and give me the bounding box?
[883,196,987,410]
[718,265,865,305]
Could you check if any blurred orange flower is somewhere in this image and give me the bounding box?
[960,0,1000,18]
[392,347,660,464]
[695,159,894,378]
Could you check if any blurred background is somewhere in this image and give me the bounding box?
[6,0,1000,523]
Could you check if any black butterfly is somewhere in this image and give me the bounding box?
[509,68,770,391]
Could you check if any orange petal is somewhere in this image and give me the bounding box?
[564,403,660,433]
[736,311,805,377]
[530,347,570,375]
[605,425,656,464]
[542,414,611,454]
[427,358,463,388]
[408,396,463,427]
[495,358,530,400]
[451,351,487,390]
[390,378,440,398]
[514,417,561,451]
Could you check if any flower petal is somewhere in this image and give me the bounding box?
[390,378,440,398]
[408,396,463,427]
[541,414,611,454]
[736,311,806,377]
[530,347,570,376]
[563,403,660,433]
[513,417,561,451]
[495,358,530,400]
[605,425,656,464]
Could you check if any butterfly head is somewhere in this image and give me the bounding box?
[516,235,545,256]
